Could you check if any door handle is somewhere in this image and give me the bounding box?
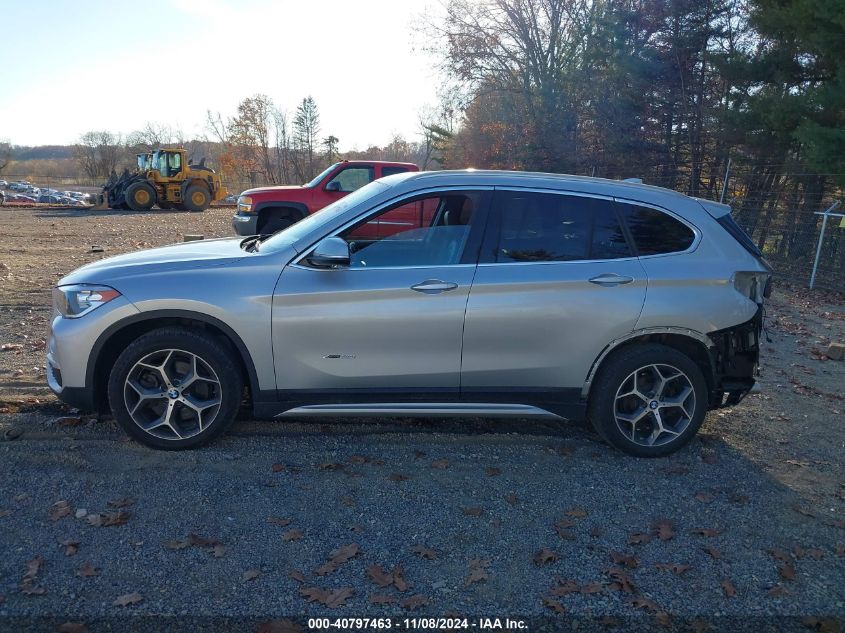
[411,279,459,294]
[588,273,634,287]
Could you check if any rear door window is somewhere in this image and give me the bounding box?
[490,191,631,262]
[381,166,411,178]
[619,204,695,255]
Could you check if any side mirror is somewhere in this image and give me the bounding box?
[325,180,342,192]
[306,236,350,268]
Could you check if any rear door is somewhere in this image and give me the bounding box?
[460,188,648,397]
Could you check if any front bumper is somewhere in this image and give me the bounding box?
[46,295,139,411]
[232,213,258,236]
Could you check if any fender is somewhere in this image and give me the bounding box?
[86,309,272,406]
[581,326,716,398]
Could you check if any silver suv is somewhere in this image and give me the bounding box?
[47,171,771,456]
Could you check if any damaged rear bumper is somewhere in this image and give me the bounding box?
[708,307,763,408]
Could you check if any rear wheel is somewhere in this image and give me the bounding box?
[107,327,243,450]
[183,185,210,212]
[125,181,156,211]
[587,344,708,457]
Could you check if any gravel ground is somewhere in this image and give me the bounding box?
[0,205,843,632]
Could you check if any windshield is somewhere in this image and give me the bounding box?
[304,162,340,188]
[260,180,390,253]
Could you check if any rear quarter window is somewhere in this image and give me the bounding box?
[619,204,695,255]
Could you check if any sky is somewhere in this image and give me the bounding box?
[0,0,443,151]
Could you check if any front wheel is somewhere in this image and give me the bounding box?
[125,181,156,211]
[183,185,210,212]
[107,327,243,449]
[587,344,708,457]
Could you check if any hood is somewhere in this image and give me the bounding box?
[242,185,306,196]
[59,237,248,285]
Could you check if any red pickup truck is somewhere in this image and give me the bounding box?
[231,160,419,235]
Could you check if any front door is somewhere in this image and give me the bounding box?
[272,190,491,400]
[461,189,648,399]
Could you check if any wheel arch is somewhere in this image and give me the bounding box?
[255,202,308,230]
[87,310,262,412]
[583,328,717,405]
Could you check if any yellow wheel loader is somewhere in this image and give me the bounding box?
[96,148,227,212]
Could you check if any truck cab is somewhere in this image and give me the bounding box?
[232,160,419,236]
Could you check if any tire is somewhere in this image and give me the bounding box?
[107,327,243,450]
[183,185,210,212]
[587,343,708,457]
[125,181,156,211]
[258,212,294,235]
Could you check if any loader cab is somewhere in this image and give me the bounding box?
[137,153,152,172]
[151,149,184,179]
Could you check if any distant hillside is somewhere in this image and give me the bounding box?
[11,145,76,161]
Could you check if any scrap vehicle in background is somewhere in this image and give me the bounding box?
[232,160,418,235]
[96,148,227,212]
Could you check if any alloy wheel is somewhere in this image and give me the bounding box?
[123,349,222,440]
[613,363,696,447]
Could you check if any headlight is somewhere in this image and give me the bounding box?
[237,196,253,213]
[53,284,121,318]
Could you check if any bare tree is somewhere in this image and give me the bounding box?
[73,131,123,181]
[0,140,11,175]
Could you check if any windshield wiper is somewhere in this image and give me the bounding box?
[240,235,261,252]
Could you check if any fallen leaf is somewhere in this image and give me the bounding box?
[580,582,604,594]
[20,584,46,596]
[628,532,652,545]
[366,564,393,587]
[299,586,354,608]
[288,570,306,584]
[767,584,790,597]
[590,526,603,538]
[694,491,715,503]
[691,528,721,537]
[340,496,355,507]
[835,544,845,557]
[348,455,370,464]
[411,545,438,560]
[113,592,143,607]
[486,467,501,476]
[504,492,518,505]
[60,539,79,557]
[413,450,426,459]
[801,617,842,632]
[431,459,449,469]
[533,548,558,566]
[369,593,398,605]
[392,565,408,592]
[23,556,42,582]
[87,510,130,527]
[56,623,88,633]
[76,562,100,578]
[463,507,483,517]
[282,529,304,542]
[466,558,489,585]
[267,517,292,527]
[778,563,796,581]
[549,579,580,596]
[565,508,588,518]
[610,551,638,568]
[389,473,409,482]
[721,579,737,598]
[49,500,72,522]
[597,616,620,628]
[768,548,792,563]
[164,539,190,550]
[271,463,285,473]
[629,596,660,612]
[655,563,690,575]
[543,598,566,614]
[652,519,674,541]
[317,462,345,471]
[243,569,261,582]
[212,544,226,558]
[400,594,429,610]
[606,568,636,593]
[704,547,723,560]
